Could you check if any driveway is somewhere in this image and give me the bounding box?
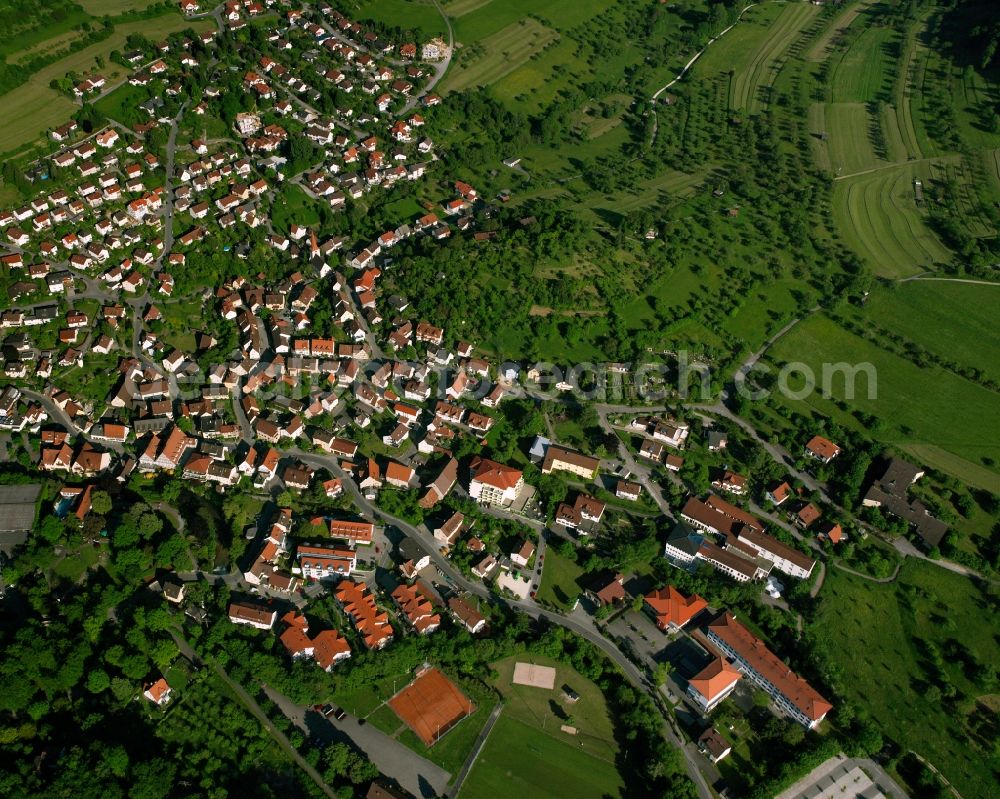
[263,685,450,799]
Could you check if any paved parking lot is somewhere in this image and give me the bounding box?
[606,609,671,666]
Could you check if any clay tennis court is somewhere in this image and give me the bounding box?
[388,666,474,746]
[512,661,556,689]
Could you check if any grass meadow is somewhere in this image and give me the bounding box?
[814,560,1000,799]
[831,161,953,276]
[861,281,1000,384]
[768,313,1000,488]
[0,13,214,155]
[356,0,447,37]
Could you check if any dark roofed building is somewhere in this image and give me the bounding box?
[367,780,413,799]
[862,457,948,548]
[697,727,732,763]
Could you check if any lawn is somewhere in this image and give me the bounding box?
[831,161,953,275]
[767,313,1000,487]
[537,548,585,610]
[331,671,413,717]
[813,560,1000,799]
[270,182,322,234]
[52,543,99,582]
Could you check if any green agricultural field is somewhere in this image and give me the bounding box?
[892,26,925,160]
[829,25,896,103]
[720,279,803,348]
[356,0,447,37]
[805,0,876,62]
[450,0,614,43]
[861,281,1000,385]
[695,1,818,112]
[490,36,591,114]
[807,103,832,172]
[443,0,494,18]
[0,13,214,154]
[831,161,953,276]
[77,0,160,13]
[814,561,1000,799]
[767,313,1000,487]
[821,102,883,174]
[982,148,1000,192]
[581,165,709,222]
[440,18,559,94]
[0,5,92,60]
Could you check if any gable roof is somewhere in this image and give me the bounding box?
[707,613,832,722]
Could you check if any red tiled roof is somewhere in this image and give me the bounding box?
[688,657,740,702]
[644,585,707,629]
[469,457,522,490]
[707,613,832,722]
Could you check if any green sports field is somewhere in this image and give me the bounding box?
[460,654,623,799]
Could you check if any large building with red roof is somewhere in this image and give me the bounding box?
[644,585,708,631]
[706,613,832,728]
[686,657,741,712]
[467,457,523,507]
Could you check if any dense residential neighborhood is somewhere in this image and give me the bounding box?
[0,2,996,799]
